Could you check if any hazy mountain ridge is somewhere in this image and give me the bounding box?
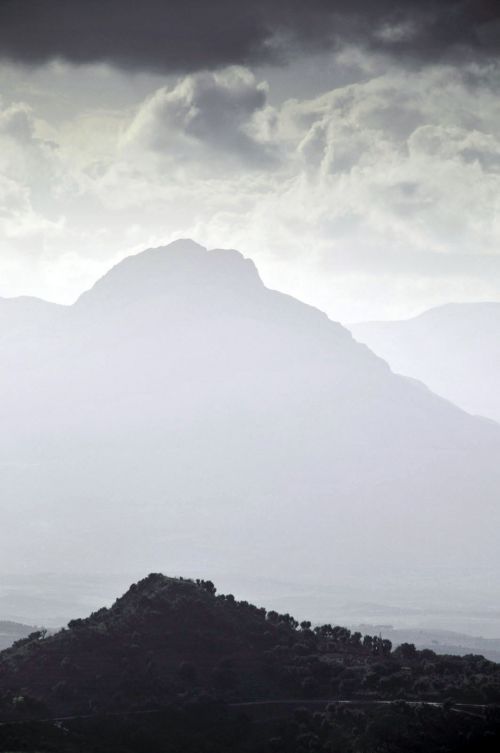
[1,241,500,600]
[0,296,62,340]
[0,621,34,651]
[350,302,500,424]
[353,624,500,664]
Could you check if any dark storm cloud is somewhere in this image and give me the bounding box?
[0,0,499,73]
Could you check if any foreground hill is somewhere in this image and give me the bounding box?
[1,574,500,715]
[0,575,500,752]
[2,241,500,604]
[0,574,297,715]
[351,303,500,424]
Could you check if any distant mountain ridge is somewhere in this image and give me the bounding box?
[1,240,500,606]
[0,621,34,651]
[0,296,61,337]
[350,302,500,423]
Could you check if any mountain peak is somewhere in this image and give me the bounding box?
[160,238,206,253]
[76,239,262,309]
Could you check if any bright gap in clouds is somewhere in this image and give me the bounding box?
[1,51,500,322]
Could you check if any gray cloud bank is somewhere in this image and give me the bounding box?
[1,0,500,72]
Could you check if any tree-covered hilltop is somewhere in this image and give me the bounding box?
[0,573,500,724]
[0,575,499,751]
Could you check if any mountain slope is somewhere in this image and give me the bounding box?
[1,241,500,602]
[350,302,500,423]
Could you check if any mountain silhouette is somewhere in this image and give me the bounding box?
[1,241,500,604]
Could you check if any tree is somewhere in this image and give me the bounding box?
[350,632,362,648]
[397,643,417,661]
[196,579,216,596]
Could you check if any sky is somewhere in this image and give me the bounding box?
[1,0,500,321]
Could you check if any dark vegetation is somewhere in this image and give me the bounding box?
[0,574,499,751]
